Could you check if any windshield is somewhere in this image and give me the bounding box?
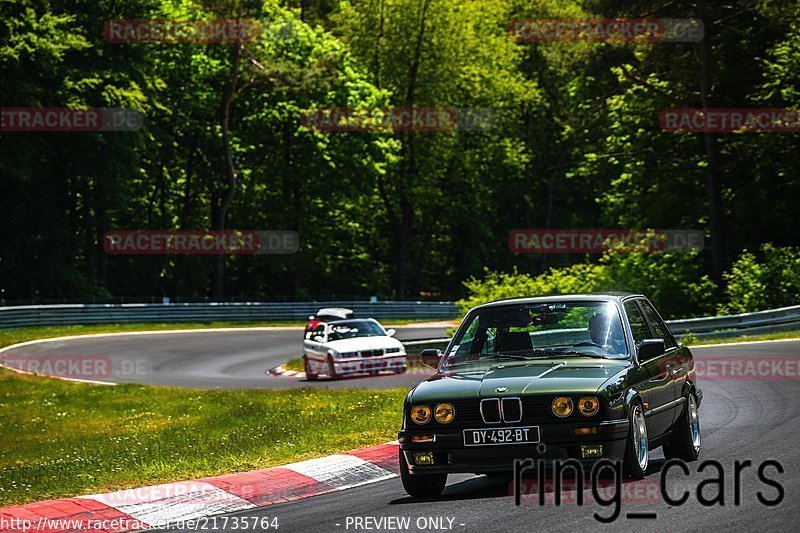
[327,320,385,341]
[446,301,628,364]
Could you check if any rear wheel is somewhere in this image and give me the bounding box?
[623,401,648,478]
[399,448,447,498]
[663,392,701,461]
[303,356,318,381]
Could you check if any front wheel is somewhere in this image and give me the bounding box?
[623,401,649,478]
[663,392,701,461]
[303,356,318,381]
[399,448,447,498]
[327,354,340,380]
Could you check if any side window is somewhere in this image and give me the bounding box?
[624,301,650,344]
[452,316,479,356]
[640,301,677,349]
[451,317,496,356]
[312,325,325,341]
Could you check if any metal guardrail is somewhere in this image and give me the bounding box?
[0,301,459,329]
[0,301,798,341]
[404,305,800,347]
[667,304,800,341]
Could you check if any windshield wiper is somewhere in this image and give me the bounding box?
[554,351,609,359]
[518,348,612,359]
[488,353,537,360]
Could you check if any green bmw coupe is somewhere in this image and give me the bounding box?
[398,293,702,498]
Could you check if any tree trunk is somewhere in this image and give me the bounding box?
[698,1,726,286]
[212,44,242,300]
[392,0,431,300]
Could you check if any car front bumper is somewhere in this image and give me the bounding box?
[398,419,629,474]
[305,353,407,376]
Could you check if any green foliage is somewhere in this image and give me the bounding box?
[594,250,717,318]
[458,263,603,315]
[720,245,800,314]
[458,250,716,319]
[2,0,800,303]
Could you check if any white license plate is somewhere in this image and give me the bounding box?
[463,426,540,446]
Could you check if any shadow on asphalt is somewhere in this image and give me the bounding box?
[389,457,667,505]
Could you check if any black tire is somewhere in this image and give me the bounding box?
[395,365,407,374]
[623,400,648,479]
[663,392,701,462]
[327,354,340,380]
[399,448,447,498]
[303,356,318,381]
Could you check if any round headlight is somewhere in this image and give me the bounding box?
[434,403,455,424]
[578,396,599,416]
[410,404,432,424]
[552,396,574,418]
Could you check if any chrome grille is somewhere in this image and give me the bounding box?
[480,399,502,423]
[502,398,523,423]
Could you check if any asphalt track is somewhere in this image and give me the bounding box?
[4,330,800,530]
[0,326,446,389]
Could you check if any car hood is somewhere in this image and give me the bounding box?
[325,336,404,353]
[409,359,629,402]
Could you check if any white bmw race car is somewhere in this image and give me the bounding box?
[302,318,407,380]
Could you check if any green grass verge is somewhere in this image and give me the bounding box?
[0,368,406,505]
[283,357,306,372]
[685,329,800,346]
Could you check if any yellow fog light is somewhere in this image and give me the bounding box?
[578,396,599,416]
[434,403,455,424]
[410,404,432,424]
[552,396,573,418]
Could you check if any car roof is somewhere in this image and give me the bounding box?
[470,292,644,312]
[326,318,378,326]
[316,307,353,315]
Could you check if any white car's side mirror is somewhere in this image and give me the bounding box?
[313,336,325,343]
[386,328,396,337]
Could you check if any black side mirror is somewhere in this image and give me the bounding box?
[638,338,666,361]
[419,348,444,369]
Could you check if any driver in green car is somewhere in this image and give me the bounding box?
[588,312,626,355]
